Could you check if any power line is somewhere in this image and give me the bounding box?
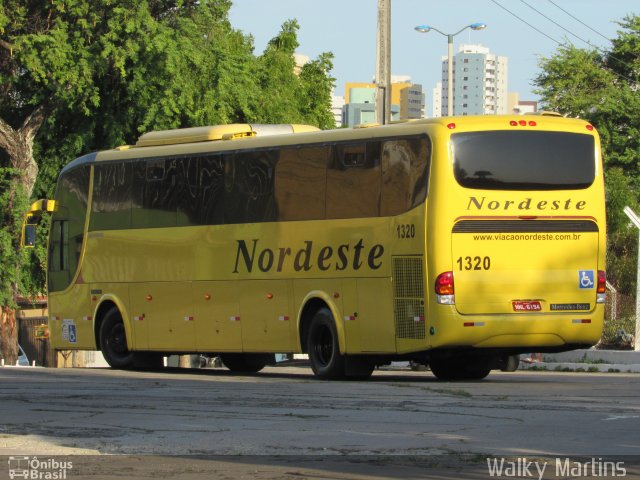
[523,0,636,81]
[544,0,633,75]
[490,0,636,86]
[519,0,593,48]
[488,0,562,46]
[546,0,613,44]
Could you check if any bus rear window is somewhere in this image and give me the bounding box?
[452,131,595,190]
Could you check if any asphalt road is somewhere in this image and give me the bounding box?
[1,365,639,479]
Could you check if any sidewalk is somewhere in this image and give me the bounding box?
[521,349,640,373]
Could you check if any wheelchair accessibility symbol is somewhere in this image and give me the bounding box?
[62,319,78,344]
[578,270,595,289]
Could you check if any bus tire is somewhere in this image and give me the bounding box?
[344,356,375,379]
[99,307,134,369]
[500,354,520,372]
[220,353,274,373]
[430,357,491,381]
[307,308,345,380]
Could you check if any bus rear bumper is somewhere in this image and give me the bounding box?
[429,304,605,351]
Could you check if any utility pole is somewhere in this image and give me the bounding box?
[375,0,391,125]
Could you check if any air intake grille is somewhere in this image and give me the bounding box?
[452,219,599,233]
[392,256,425,340]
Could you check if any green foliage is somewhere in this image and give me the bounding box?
[299,52,337,130]
[534,15,640,295]
[251,19,335,127]
[0,168,31,306]
[605,168,639,295]
[1,1,336,300]
[253,19,304,124]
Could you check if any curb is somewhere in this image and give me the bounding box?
[519,348,640,373]
[519,362,640,373]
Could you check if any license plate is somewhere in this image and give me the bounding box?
[512,301,542,312]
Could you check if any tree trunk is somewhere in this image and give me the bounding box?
[0,107,46,197]
[0,108,47,365]
[0,305,18,365]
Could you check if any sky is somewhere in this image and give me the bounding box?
[228,0,639,108]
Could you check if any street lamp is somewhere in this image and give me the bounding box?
[414,23,487,117]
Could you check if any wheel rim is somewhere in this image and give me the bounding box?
[313,324,334,367]
[108,323,128,356]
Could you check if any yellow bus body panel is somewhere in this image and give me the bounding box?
[45,115,605,358]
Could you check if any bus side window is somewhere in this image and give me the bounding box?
[175,154,225,226]
[409,136,430,208]
[198,155,225,225]
[276,146,327,221]
[132,158,179,228]
[176,156,200,227]
[90,162,133,231]
[224,150,278,224]
[326,141,381,219]
[381,136,431,216]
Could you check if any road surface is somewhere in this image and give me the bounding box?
[1,365,638,479]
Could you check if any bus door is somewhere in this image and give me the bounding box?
[47,165,95,349]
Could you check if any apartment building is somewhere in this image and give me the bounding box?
[439,44,508,116]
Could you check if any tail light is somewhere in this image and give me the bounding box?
[597,271,606,293]
[435,271,455,305]
[597,270,606,304]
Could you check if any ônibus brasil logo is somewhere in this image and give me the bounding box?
[8,456,73,479]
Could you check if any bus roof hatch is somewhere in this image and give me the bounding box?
[135,124,320,147]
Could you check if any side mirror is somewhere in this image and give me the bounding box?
[21,199,55,248]
[22,223,37,248]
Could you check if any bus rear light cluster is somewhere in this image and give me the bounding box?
[510,120,537,127]
[435,271,455,305]
[597,270,606,304]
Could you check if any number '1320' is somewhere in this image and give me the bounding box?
[456,256,491,270]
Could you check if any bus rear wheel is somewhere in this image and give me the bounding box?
[100,307,134,369]
[220,353,274,373]
[429,356,492,381]
[307,308,345,380]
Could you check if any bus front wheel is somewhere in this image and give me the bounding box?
[99,307,134,369]
[307,308,345,380]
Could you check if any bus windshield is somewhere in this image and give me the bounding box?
[452,130,595,190]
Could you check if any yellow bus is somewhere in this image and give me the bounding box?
[24,116,606,380]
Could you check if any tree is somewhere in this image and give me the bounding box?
[534,15,640,295]
[298,52,337,130]
[251,19,335,128]
[0,1,335,363]
[253,19,305,124]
